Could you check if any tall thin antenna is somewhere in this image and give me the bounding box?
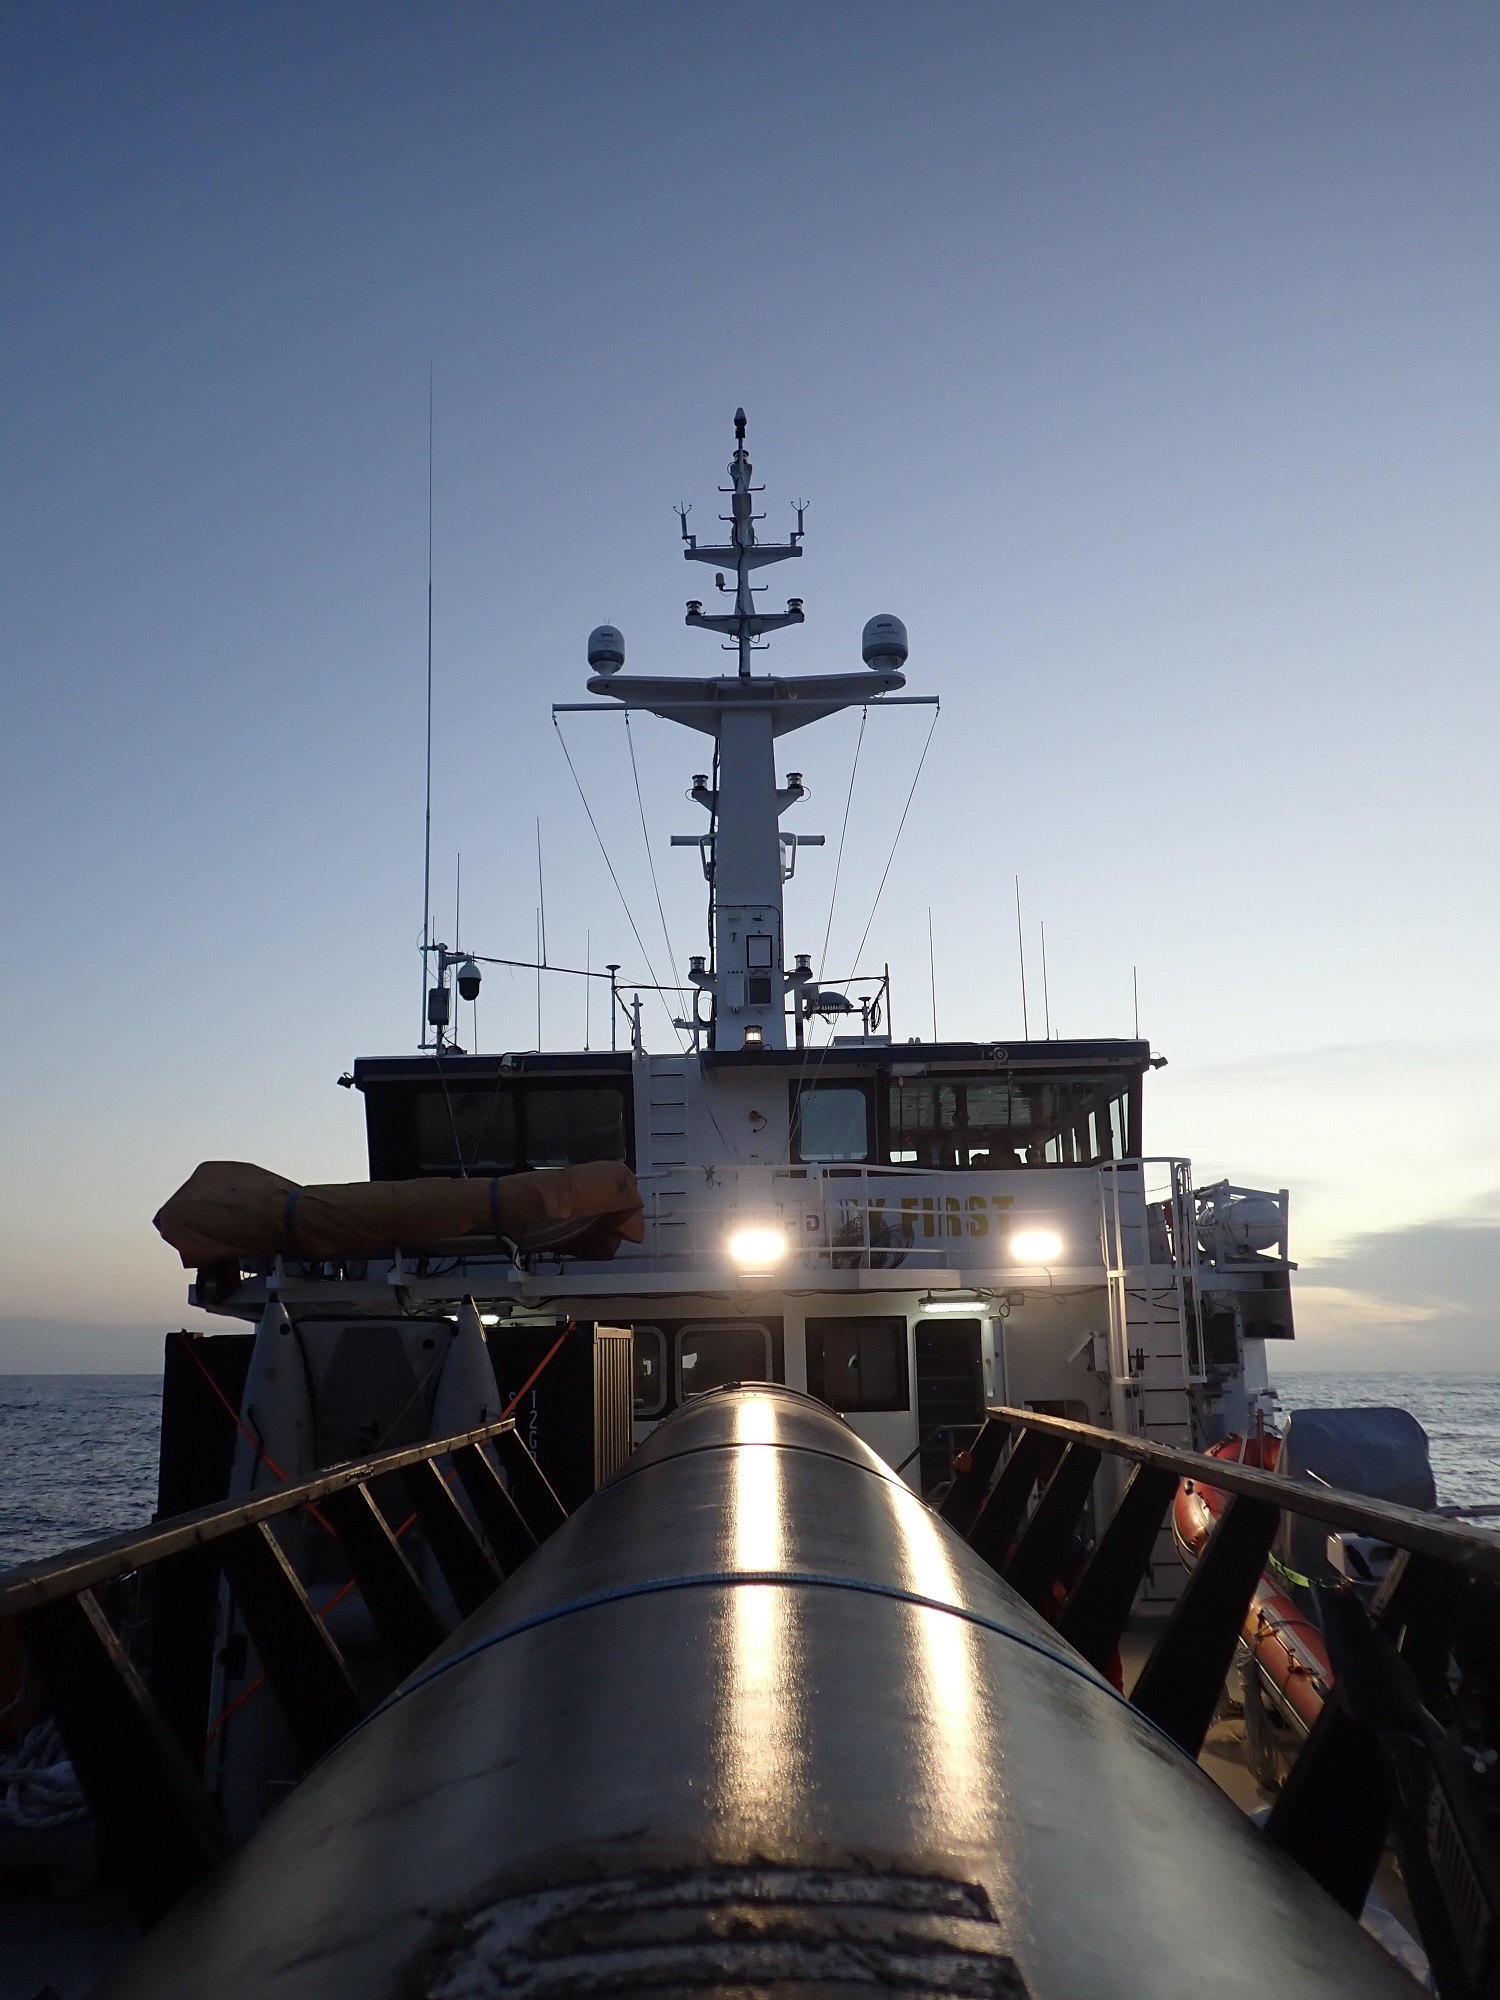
[419,365,434,1046]
[536,909,543,1049]
[536,819,547,964]
[454,852,461,944]
[927,906,938,1041]
[585,930,591,1050]
[1040,919,1051,1039]
[1133,965,1140,1039]
[1014,876,1029,1039]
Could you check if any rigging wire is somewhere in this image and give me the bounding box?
[706,737,719,965]
[817,705,866,980]
[789,704,921,1154]
[552,715,685,1048]
[846,704,941,983]
[624,713,685,1001]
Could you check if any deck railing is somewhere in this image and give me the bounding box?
[0,1418,566,1927]
[943,1405,1500,2000]
[630,1162,1079,1273]
[17,1393,1500,1993]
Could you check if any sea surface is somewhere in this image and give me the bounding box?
[0,1369,1497,1571]
[1271,1370,1500,1509]
[0,1375,163,1571]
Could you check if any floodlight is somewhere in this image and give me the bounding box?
[728,1226,786,1271]
[1009,1229,1062,1264]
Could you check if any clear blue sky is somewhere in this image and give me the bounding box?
[2,4,1496,1368]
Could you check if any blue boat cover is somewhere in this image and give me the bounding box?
[1277,1405,1435,1595]
[1282,1406,1436,1513]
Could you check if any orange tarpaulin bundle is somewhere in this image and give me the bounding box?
[154,1159,645,1267]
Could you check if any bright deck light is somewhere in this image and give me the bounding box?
[728,1226,787,1270]
[917,1288,991,1316]
[1009,1229,1062,1263]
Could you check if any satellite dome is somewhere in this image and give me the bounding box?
[861,613,908,671]
[587,624,626,674]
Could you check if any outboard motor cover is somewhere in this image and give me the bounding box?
[1276,1405,1436,1599]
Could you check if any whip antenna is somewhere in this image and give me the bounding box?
[419,365,435,1046]
[1015,876,1029,1039]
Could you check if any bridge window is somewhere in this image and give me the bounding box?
[524,1087,628,1168]
[413,1088,517,1173]
[805,1317,909,1413]
[791,1084,871,1163]
[889,1076,1135,1169]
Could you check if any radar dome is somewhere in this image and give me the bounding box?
[587,624,626,675]
[861,614,908,671]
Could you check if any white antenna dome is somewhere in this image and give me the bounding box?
[861,613,908,670]
[588,623,626,675]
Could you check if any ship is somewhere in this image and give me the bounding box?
[145,407,1310,1835]
[194,406,1297,1546]
[9,413,1495,1998]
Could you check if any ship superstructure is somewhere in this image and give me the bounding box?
[194,410,1297,1602]
[22,418,1483,2000]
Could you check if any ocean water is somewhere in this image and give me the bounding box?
[0,1375,163,1572]
[0,1370,1496,1573]
[1271,1370,1500,1509]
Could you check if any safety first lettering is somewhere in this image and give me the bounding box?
[869,1193,1016,1239]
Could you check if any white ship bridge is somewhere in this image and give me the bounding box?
[195,410,1297,1595]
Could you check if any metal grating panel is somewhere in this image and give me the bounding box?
[592,1328,635,1488]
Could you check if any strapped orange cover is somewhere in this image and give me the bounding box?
[154,1158,645,1266]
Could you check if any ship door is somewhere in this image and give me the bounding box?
[914,1319,985,1498]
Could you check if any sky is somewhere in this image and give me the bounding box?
[1,4,1496,1371]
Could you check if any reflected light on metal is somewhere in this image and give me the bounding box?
[886,1478,992,1841]
[712,1394,802,1838]
[728,1226,787,1270]
[1009,1229,1062,1263]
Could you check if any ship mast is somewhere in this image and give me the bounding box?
[680,405,806,679]
[569,410,912,1052]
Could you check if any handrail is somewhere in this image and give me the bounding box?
[988,1404,1500,1582]
[0,1415,520,1620]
